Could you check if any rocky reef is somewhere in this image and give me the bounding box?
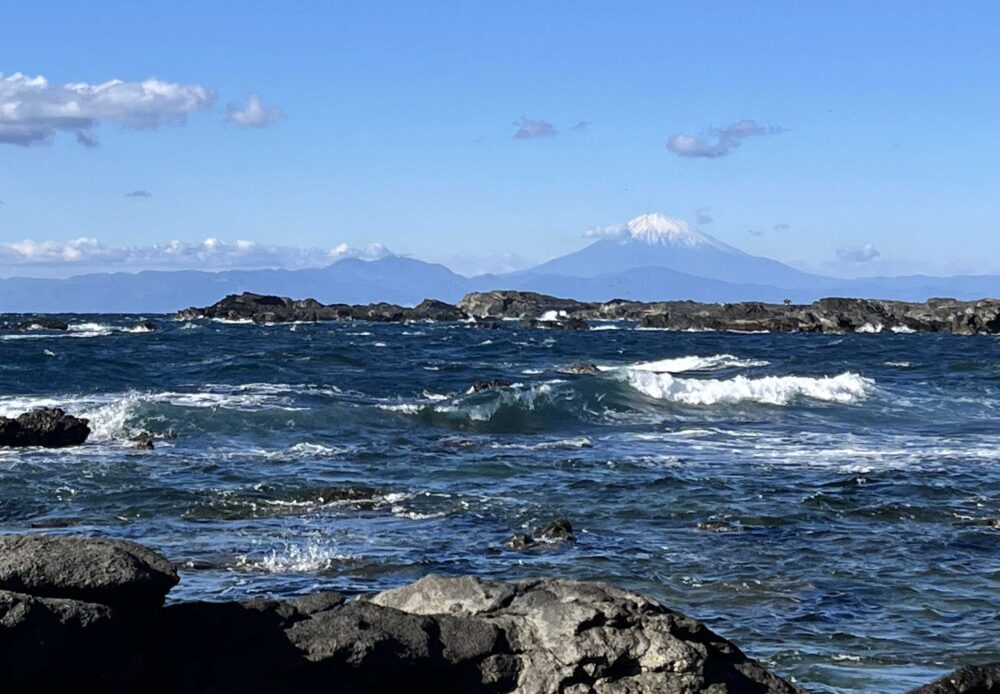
[177,291,1000,334]
[0,533,995,692]
[0,408,90,448]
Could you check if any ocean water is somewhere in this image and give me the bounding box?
[1,316,999,692]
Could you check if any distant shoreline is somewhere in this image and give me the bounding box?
[166,290,1000,335]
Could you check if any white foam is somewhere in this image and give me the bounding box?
[856,322,883,333]
[610,354,769,374]
[539,310,568,321]
[625,370,873,406]
[891,325,916,334]
[237,540,355,573]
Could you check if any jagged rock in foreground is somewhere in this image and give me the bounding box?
[0,535,178,610]
[0,534,802,693]
[908,663,1000,693]
[177,290,1000,334]
[0,407,90,448]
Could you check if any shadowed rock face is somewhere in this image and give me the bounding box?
[177,290,1000,335]
[0,408,90,448]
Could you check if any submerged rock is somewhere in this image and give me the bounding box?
[0,408,90,448]
[129,432,155,450]
[506,518,576,551]
[470,378,514,393]
[560,361,601,375]
[908,663,1000,693]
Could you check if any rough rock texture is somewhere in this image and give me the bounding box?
[0,407,90,448]
[457,291,590,319]
[0,589,134,689]
[372,575,803,694]
[177,290,1000,334]
[0,533,810,693]
[0,535,178,610]
[909,663,1000,693]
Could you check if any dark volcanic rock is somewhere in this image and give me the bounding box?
[0,408,90,448]
[909,663,1000,693]
[470,378,514,392]
[372,575,803,693]
[411,299,467,321]
[177,292,342,324]
[0,590,135,689]
[506,518,576,551]
[457,290,591,319]
[176,289,1000,334]
[0,535,178,610]
[0,533,811,693]
[13,316,69,331]
[129,432,155,450]
[559,361,601,375]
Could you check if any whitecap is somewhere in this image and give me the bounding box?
[856,322,883,333]
[625,370,873,406]
[608,354,769,374]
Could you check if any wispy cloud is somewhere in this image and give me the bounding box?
[0,72,215,147]
[748,229,765,237]
[0,237,392,276]
[125,190,152,198]
[512,117,556,140]
[571,120,591,131]
[773,223,790,231]
[666,119,784,159]
[694,207,714,225]
[584,223,628,239]
[835,243,880,263]
[225,93,285,129]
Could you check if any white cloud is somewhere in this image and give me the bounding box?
[225,93,285,128]
[512,117,556,140]
[835,243,880,263]
[0,237,392,276]
[667,119,784,159]
[125,190,152,198]
[584,223,628,239]
[0,72,216,147]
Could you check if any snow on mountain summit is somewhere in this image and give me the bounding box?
[622,213,735,251]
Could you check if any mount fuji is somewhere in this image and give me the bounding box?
[526,213,826,290]
[2,212,1000,311]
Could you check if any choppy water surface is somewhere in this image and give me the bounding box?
[1,316,998,692]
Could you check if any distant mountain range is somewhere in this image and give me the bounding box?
[2,213,999,312]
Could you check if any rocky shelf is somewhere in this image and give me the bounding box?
[0,534,994,692]
[175,291,1000,335]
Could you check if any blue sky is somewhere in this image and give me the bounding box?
[0,1,997,278]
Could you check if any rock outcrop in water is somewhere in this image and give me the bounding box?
[0,533,805,693]
[177,291,1000,334]
[0,408,90,448]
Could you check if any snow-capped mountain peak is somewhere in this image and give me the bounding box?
[623,213,734,251]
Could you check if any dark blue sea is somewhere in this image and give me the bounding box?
[1,316,998,692]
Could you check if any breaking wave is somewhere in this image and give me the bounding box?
[625,370,874,406]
